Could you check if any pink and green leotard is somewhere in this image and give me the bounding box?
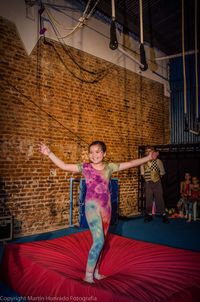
[77,162,119,274]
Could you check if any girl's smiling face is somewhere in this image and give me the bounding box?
[89,144,106,165]
[192,177,199,185]
[185,173,191,181]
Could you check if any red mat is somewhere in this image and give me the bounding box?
[1,231,200,302]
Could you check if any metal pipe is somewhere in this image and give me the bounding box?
[155,50,199,61]
[182,0,187,116]
[118,46,144,67]
[195,0,199,119]
[69,178,75,227]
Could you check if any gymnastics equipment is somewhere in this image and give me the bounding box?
[182,0,187,132]
[155,50,199,61]
[139,0,148,71]
[69,178,119,227]
[192,0,199,135]
[118,46,147,69]
[118,0,148,70]
[2,231,200,301]
[41,1,101,41]
[109,0,118,50]
[182,0,199,135]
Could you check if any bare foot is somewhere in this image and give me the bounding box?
[83,277,95,283]
[83,272,95,283]
[94,269,106,280]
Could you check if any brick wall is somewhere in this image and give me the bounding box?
[0,17,170,237]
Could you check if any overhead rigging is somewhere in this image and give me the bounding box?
[139,0,148,71]
[182,0,199,135]
[39,0,101,40]
[36,2,126,153]
[118,0,148,72]
[109,0,118,50]
[38,1,111,84]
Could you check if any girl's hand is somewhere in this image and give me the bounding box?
[39,142,51,156]
[149,151,159,160]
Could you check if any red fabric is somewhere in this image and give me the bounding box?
[1,231,200,302]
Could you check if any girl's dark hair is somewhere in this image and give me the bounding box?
[89,141,106,153]
[184,171,191,175]
[146,146,155,151]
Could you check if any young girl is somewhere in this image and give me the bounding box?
[187,176,200,223]
[39,141,158,283]
[177,172,191,218]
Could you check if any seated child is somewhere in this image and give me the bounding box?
[187,176,200,223]
[177,172,191,218]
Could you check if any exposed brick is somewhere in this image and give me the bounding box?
[0,17,170,237]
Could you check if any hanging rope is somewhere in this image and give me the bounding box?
[45,7,74,30]
[0,74,89,148]
[139,0,148,71]
[43,38,106,84]
[40,8,113,83]
[42,17,110,83]
[44,0,100,41]
[195,0,199,124]
[109,0,118,50]
[182,0,188,131]
[38,6,125,150]
[190,0,200,135]
[85,0,101,20]
[45,9,84,40]
[41,3,108,75]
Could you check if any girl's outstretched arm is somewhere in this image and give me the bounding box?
[118,151,159,171]
[39,142,79,172]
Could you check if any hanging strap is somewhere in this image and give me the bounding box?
[195,0,199,121]
[182,0,187,114]
[110,0,118,50]
[182,0,189,131]
[139,0,148,71]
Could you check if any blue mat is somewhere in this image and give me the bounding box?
[110,215,200,252]
[0,281,26,299]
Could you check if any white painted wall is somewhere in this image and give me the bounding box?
[0,0,170,96]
